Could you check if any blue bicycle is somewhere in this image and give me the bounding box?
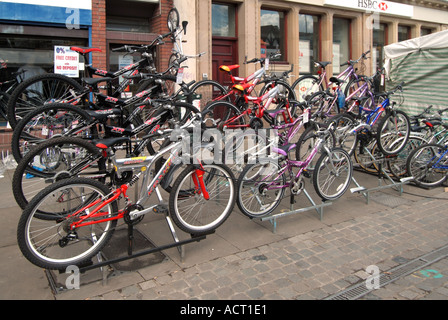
[406,142,448,188]
[327,82,411,157]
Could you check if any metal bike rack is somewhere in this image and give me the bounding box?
[350,146,413,204]
[45,184,210,293]
[260,188,332,234]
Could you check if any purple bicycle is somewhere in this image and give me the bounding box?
[235,122,353,218]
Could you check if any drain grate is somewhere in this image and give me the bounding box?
[325,244,448,300]
[369,191,410,208]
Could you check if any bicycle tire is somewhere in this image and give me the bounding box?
[11,102,94,163]
[313,147,352,201]
[12,136,107,212]
[202,100,245,130]
[295,122,336,163]
[387,135,426,180]
[259,80,297,121]
[326,112,358,156]
[168,163,236,235]
[236,160,286,218]
[376,109,411,156]
[291,75,323,102]
[406,143,448,188]
[17,177,118,270]
[0,90,11,120]
[189,79,230,109]
[167,7,180,32]
[7,73,84,129]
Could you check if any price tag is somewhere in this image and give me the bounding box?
[42,125,48,136]
[303,109,309,123]
[265,58,269,71]
[176,68,184,84]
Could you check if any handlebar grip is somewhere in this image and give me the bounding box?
[161,31,173,39]
[112,46,128,52]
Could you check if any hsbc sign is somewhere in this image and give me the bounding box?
[324,0,414,18]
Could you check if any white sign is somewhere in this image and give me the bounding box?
[299,40,311,74]
[54,46,79,77]
[324,0,414,18]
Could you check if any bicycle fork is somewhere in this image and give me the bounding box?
[191,164,210,200]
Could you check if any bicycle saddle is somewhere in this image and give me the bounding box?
[86,108,122,121]
[272,143,296,157]
[71,46,102,54]
[233,82,254,92]
[83,77,114,87]
[329,77,345,85]
[219,65,240,72]
[94,137,130,150]
[315,61,331,68]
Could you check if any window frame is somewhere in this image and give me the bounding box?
[260,7,288,64]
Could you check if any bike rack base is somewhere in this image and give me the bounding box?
[46,214,209,293]
[260,188,332,234]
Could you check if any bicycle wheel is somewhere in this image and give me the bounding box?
[295,123,336,163]
[387,135,426,180]
[17,177,118,270]
[136,74,182,101]
[12,136,107,212]
[313,148,352,201]
[306,91,327,119]
[376,109,410,156]
[167,7,180,32]
[353,138,381,174]
[291,75,323,103]
[236,160,286,218]
[7,73,83,129]
[169,163,236,235]
[259,80,296,114]
[189,80,230,109]
[0,90,11,120]
[326,113,358,156]
[202,100,245,130]
[406,143,448,188]
[11,103,94,163]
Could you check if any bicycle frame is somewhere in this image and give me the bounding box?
[262,129,332,191]
[223,84,294,129]
[67,136,209,230]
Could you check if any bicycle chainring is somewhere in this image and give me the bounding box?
[124,204,145,226]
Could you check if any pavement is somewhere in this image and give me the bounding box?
[1,161,448,303]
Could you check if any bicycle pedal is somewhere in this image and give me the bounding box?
[153,204,168,214]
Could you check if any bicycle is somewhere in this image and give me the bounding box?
[201,80,299,131]
[327,82,411,158]
[6,15,177,129]
[292,50,371,102]
[406,142,448,188]
[0,58,27,121]
[11,98,201,210]
[189,53,296,113]
[16,113,236,270]
[11,56,196,163]
[236,122,352,218]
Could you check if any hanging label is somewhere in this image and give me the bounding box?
[176,68,184,84]
[265,58,269,71]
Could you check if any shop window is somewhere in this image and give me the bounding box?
[299,14,320,74]
[261,9,286,62]
[212,3,236,37]
[373,23,387,70]
[0,34,87,125]
[398,25,411,42]
[107,16,151,33]
[333,18,351,75]
[421,28,433,36]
